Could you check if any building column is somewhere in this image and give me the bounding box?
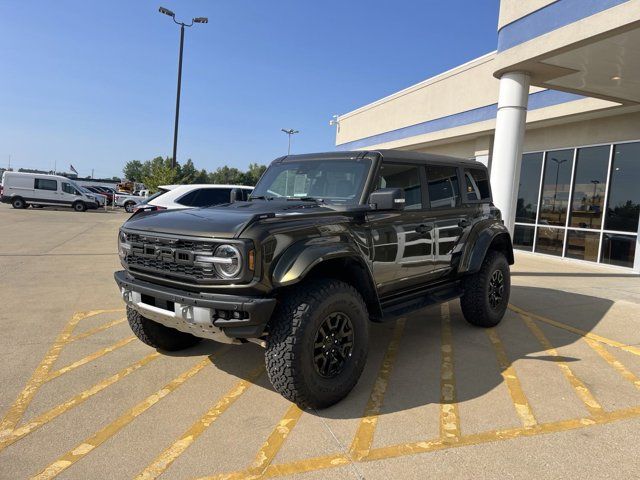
[490,71,530,234]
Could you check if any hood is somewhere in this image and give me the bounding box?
[122,200,345,238]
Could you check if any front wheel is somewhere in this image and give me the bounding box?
[73,201,87,212]
[124,202,135,213]
[265,279,369,409]
[126,307,201,351]
[460,250,510,328]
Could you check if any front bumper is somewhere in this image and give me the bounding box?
[114,270,276,342]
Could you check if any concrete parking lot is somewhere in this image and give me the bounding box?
[1,205,639,480]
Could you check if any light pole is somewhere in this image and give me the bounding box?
[158,7,208,170]
[550,157,567,214]
[281,128,299,155]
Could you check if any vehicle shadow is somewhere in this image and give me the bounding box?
[169,285,614,419]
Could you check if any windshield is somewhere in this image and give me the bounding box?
[251,159,371,205]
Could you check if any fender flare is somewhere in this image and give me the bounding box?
[458,221,514,274]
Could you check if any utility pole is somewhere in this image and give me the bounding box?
[158,7,208,170]
[281,128,300,155]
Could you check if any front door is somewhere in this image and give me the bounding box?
[367,162,435,295]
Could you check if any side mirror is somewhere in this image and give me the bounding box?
[368,188,405,211]
[229,188,240,203]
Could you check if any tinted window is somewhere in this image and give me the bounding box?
[376,163,423,210]
[177,188,231,207]
[539,149,573,226]
[516,153,543,223]
[605,142,640,232]
[34,179,57,191]
[569,146,609,229]
[464,168,490,201]
[426,165,460,208]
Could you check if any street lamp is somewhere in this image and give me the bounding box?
[550,157,567,214]
[158,6,208,170]
[281,128,300,155]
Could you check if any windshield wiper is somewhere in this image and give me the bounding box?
[286,196,325,203]
[249,195,273,201]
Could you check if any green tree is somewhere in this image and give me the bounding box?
[243,163,267,185]
[122,160,149,182]
[208,165,245,185]
[141,157,177,193]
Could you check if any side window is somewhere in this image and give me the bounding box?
[425,165,460,208]
[176,190,200,207]
[376,163,423,210]
[34,179,57,191]
[62,182,79,195]
[192,188,232,207]
[464,168,491,201]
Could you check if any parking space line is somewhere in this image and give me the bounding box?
[0,309,119,436]
[349,318,406,461]
[264,453,351,478]
[583,337,640,390]
[67,317,126,343]
[509,304,640,357]
[486,328,538,428]
[135,365,264,480]
[439,303,460,443]
[46,336,136,381]
[0,352,160,451]
[519,313,605,419]
[31,354,220,480]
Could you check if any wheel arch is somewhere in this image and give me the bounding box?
[458,222,514,275]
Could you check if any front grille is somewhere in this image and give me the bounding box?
[124,232,219,282]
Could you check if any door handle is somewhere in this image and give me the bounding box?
[416,224,433,235]
[458,219,470,228]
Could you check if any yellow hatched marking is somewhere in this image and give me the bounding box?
[583,337,640,390]
[348,318,406,461]
[46,336,136,381]
[0,309,120,436]
[509,304,640,357]
[486,328,537,428]
[0,353,160,450]
[439,303,460,442]
[135,365,264,480]
[31,355,216,480]
[67,317,126,343]
[519,312,605,419]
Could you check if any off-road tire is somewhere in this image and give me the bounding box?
[126,307,201,351]
[265,279,369,409]
[12,197,27,209]
[73,201,87,212]
[460,250,510,327]
[124,202,135,213]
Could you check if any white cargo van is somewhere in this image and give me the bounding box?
[0,171,100,212]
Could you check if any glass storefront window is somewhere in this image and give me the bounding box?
[565,230,600,262]
[605,143,640,233]
[513,225,535,251]
[516,153,543,223]
[535,227,564,256]
[601,233,637,268]
[539,149,574,227]
[569,146,609,229]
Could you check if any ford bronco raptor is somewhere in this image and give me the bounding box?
[115,150,513,408]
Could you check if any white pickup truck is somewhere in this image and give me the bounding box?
[114,190,149,213]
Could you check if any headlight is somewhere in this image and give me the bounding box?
[196,244,242,279]
[118,231,131,258]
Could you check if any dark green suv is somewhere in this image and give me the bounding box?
[115,150,513,408]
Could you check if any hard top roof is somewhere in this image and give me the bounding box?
[276,149,484,167]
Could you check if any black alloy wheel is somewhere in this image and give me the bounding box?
[313,312,354,378]
[488,269,505,309]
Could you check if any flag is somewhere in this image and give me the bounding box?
[70,164,78,174]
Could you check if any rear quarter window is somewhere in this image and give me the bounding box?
[464,168,491,202]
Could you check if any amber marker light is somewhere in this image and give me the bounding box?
[248,249,255,271]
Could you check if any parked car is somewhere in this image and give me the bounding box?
[1,171,101,211]
[115,150,514,408]
[85,185,114,205]
[79,186,106,207]
[114,190,150,213]
[133,184,253,213]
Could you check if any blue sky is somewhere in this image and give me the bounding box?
[0,0,499,178]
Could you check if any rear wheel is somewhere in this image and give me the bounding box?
[265,279,369,409]
[73,201,87,212]
[460,250,510,327]
[126,307,201,351]
[11,197,27,209]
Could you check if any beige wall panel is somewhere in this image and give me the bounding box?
[412,139,479,159]
[498,0,557,30]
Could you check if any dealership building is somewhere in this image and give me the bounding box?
[335,0,640,272]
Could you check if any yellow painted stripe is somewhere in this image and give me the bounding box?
[135,365,264,480]
[439,303,460,442]
[46,336,136,381]
[520,312,605,419]
[348,318,405,460]
[31,356,214,480]
[583,337,640,390]
[486,328,537,428]
[0,309,111,435]
[264,453,351,478]
[509,304,640,357]
[0,353,160,450]
[67,317,126,342]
